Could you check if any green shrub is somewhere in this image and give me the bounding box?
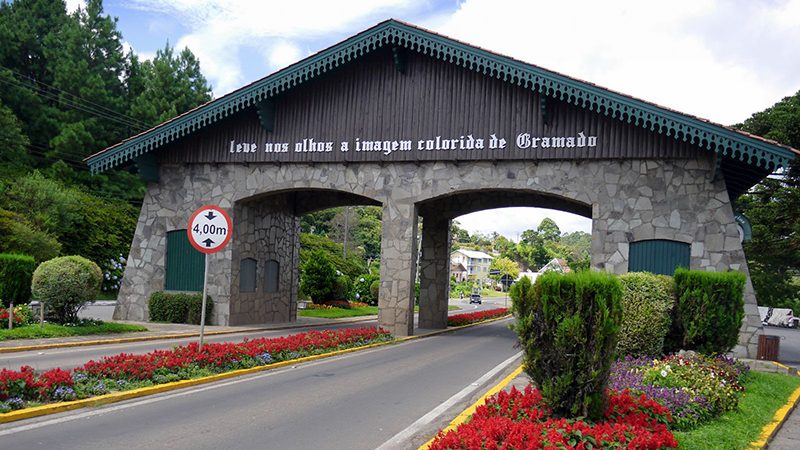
[0,253,36,307]
[616,272,674,357]
[332,274,352,300]
[354,273,379,305]
[671,269,746,354]
[148,291,213,325]
[300,250,337,303]
[510,271,623,421]
[370,279,380,303]
[31,256,102,324]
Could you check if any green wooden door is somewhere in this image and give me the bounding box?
[165,230,204,291]
[628,239,690,275]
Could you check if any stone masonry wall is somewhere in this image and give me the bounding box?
[114,157,760,356]
[229,197,299,325]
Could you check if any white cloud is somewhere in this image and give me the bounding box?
[437,0,800,125]
[264,41,304,72]
[128,0,417,95]
[65,0,85,14]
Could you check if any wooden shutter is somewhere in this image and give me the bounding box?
[628,239,690,275]
[165,230,204,291]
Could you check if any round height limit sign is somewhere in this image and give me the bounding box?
[188,205,232,254]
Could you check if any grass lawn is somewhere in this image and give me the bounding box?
[298,304,461,319]
[0,322,148,341]
[675,371,800,449]
[298,306,379,318]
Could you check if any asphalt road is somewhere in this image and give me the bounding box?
[0,318,521,450]
[1,299,506,372]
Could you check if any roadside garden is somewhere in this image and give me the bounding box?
[1,254,147,340]
[428,269,800,449]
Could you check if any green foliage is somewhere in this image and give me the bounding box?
[299,233,365,279]
[616,272,674,357]
[148,291,213,325]
[0,253,36,307]
[670,269,746,355]
[735,90,800,313]
[510,271,622,420]
[128,43,213,126]
[0,209,61,263]
[300,250,337,303]
[489,256,520,283]
[369,279,380,302]
[0,321,147,341]
[332,274,352,301]
[2,171,82,237]
[354,273,380,305]
[31,255,102,324]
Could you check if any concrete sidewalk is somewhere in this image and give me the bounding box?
[0,315,378,352]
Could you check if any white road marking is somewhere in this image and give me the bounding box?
[375,351,522,450]
[0,343,397,436]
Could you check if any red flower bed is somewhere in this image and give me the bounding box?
[1,327,391,411]
[447,308,510,327]
[429,385,678,450]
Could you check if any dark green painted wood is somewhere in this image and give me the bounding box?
[628,239,690,276]
[165,230,204,291]
[240,258,257,293]
[265,259,279,293]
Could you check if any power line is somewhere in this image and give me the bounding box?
[0,64,150,130]
[0,75,143,131]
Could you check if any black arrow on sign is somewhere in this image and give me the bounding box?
[202,238,215,247]
[205,211,217,220]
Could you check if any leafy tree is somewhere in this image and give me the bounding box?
[735,90,800,311]
[355,206,382,260]
[0,208,61,263]
[537,217,561,243]
[299,233,365,279]
[0,99,33,178]
[300,250,337,304]
[128,43,212,126]
[0,171,81,237]
[489,256,520,290]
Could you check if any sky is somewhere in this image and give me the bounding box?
[78,0,800,240]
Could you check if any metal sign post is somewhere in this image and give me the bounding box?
[187,205,233,351]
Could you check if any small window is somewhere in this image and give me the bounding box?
[240,258,257,293]
[628,239,690,275]
[264,259,280,293]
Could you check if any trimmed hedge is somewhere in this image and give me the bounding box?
[670,269,746,355]
[31,256,102,324]
[510,271,623,421]
[149,291,213,325]
[616,272,674,357]
[299,250,336,303]
[0,253,36,307]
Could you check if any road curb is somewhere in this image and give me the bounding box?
[0,317,377,354]
[0,315,513,425]
[418,363,524,449]
[748,366,800,449]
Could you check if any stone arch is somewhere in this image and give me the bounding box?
[229,187,382,325]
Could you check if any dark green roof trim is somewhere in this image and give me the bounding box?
[87,20,798,173]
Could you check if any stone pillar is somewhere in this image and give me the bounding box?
[418,216,451,329]
[378,200,418,337]
[229,196,298,325]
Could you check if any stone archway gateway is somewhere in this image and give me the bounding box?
[87,20,799,358]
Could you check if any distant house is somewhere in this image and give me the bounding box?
[450,249,493,283]
[450,262,468,282]
[539,258,572,274]
[516,258,572,284]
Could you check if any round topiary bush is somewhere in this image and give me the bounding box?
[616,272,675,358]
[31,256,102,324]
